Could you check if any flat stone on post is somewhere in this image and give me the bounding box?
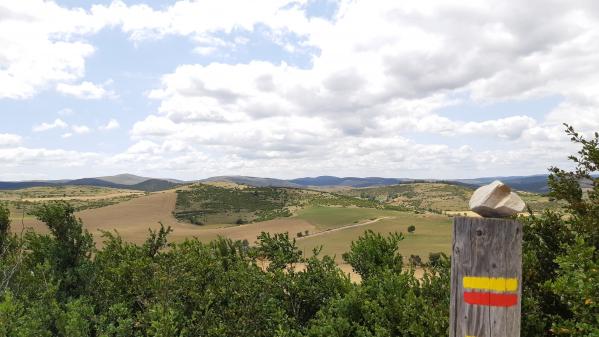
[469,180,525,218]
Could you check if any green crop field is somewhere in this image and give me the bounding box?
[295,206,401,230]
[296,212,452,263]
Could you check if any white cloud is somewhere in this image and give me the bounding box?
[99,118,120,131]
[0,133,22,147]
[56,81,116,99]
[71,125,91,134]
[0,1,100,99]
[0,146,100,177]
[3,0,599,178]
[33,118,68,132]
[459,116,538,140]
[126,0,599,178]
[61,133,73,139]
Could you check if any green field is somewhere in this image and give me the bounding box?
[340,182,559,213]
[296,212,452,262]
[295,206,401,230]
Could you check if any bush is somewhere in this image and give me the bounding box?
[407,225,415,233]
[342,230,404,280]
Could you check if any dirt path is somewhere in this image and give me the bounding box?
[297,216,394,240]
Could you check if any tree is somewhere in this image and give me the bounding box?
[342,230,404,280]
[521,124,599,337]
[30,202,94,297]
[255,232,302,272]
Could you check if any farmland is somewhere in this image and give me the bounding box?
[340,182,559,213]
[296,212,451,263]
[2,181,556,261]
[1,186,145,225]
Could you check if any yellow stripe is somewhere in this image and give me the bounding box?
[463,276,518,292]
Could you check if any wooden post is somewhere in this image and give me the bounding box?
[449,217,522,337]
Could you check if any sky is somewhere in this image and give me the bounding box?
[1,0,598,181]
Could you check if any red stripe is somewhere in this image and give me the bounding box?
[463,291,518,307]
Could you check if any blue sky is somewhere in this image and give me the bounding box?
[1,0,597,180]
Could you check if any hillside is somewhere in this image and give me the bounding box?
[95,173,154,185]
[0,176,180,192]
[454,175,551,193]
[200,176,301,187]
[289,176,414,187]
[0,173,555,192]
[174,183,382,225]
[201,174,552,192]
[339,182,559,213]
[1,185,145,215]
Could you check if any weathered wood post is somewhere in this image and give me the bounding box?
[449,181,524,337]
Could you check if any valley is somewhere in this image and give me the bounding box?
[2,174,559,270]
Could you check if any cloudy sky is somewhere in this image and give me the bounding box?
[1,0,598,181]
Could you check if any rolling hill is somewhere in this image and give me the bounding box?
[0,173,555,193]
[289,176,416,187]
[200,176,301,187]
[453,175,551,193]
[200,175,552,193]
[0,175,181,192]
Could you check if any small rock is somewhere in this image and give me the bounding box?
[469,180,525,218]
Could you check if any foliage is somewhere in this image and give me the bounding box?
[254,232,302,272]
[520,124,599,337]
[175,184,382,225]
[306,258,450,337]
[342,230,404,280]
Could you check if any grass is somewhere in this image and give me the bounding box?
[340,182,560,213]
[0,185,143,200]
[1,185,145,219]
[295,206,401,230]
[174,184,381,225]
[296,212,452,263]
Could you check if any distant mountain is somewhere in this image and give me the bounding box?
[0,174,181,192]
[130,179,181,191]
[289,176,415,188]
[0,181,58,190]
[200,176,301,188]
[0,173,554,194]
[96,174,185,185]
[202,175,551,193]
[454,175,550,193]
[95,174,153,185]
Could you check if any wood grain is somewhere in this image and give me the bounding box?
[449,217,522,337]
